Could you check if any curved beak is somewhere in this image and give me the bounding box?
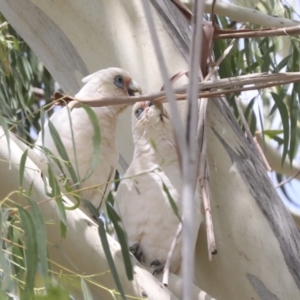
[128,80,142,95]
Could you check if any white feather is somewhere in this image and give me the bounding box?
[115,102,203,274]
[35,67,140,212]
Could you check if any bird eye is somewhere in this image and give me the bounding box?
[135,107,144,120]
[114,75,124,89]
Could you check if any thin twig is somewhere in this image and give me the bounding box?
[214,25,300,40]
[253,137,272,171]
[204,168,217,259]
[163,222,182,287]
[211,0,217,28]
[276,170,300,188]
[198,98,217,260]
[235,97,271,171]
[52,72,300,108]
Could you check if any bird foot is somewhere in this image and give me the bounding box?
[150,259,165,275]
[130,243,143,262]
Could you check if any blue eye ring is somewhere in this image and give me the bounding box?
[135,107,144,120]
[114,75,124,89]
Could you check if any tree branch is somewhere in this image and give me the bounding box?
[214,25,300,39]
[204,0,299,28]
[52,72,300,108]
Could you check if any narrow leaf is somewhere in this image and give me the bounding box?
[81,278,93,300]
[0,210,14,291]
[274,54,292,72]
[271,92,290,165]
[38,145,65,175]
[83,200,126,300]
[262,130,284,138]
[162,181,182,222]
[18,206,38,296]
[106,197,133,280]
[47,165,67,238]
[289,84,299,164]
[27,197,49,280]
[0,111,11,168]
[79,103,101,183]
[19,149,28,188]
[48,120,79,187]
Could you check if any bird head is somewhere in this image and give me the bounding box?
[132,101,170,141]
[75,67,142,111]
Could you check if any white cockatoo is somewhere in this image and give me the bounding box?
[115,101,203,274]
[35,67,141,214]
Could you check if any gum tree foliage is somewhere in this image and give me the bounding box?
[0,13,55,143]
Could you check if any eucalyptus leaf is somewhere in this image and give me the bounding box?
[27,196,49,281]
[106,197,133,281]
[18,206,38,297]
[79,103,101,183]
[83,200,127,300]
[81,278,93,300]
[271,92,290,165]
[19,148,28,188]
[162,180,182,222]
[48,120,79,188]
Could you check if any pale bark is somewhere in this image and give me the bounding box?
[194,98,300,299]
[0,128,215,299]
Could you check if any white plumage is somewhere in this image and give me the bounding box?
[35,67,141,213]
[115,101,202,274]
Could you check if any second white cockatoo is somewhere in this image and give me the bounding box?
[115,101,203,274]
[35,67,141,214]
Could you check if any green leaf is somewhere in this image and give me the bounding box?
[262,130,284,138]
[289,84,299,164]
[261,44,276,72]
[47,164,67,238]
[106,197,133,280]
[271,92,290,165]
[27,196,49,281]
[37,145,64,176]
[81,278,93,300]
[63,106,81,186]
[19,148,28,188]
[63,182,81,211]
[35,284,70,300]
[83,200,126,300]
[18,205,38,298]
[268,103,277,117]
[48,120,79,188]
[274,54,292,72]
[59,221,67,239]
[149,138,157,152]
[0,210,14,292]
[243,96,257,134]
[79,103,101,183]
[0,111,11,168]
[162,181,182,222]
